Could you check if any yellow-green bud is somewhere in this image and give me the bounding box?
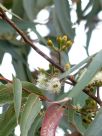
[65,63,70,70]
[56,36,62,44]
[62,35,67,42]
[66,40,73,47]
[47,39,53,47]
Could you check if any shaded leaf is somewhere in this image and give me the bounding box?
[20,94,42,136]
[23,0,53,21]
[0,105,16,136]
[0,51,5,64]
[54,0,75,40]
[74,112,86,135]
[83,0,94,13]
[0,82,28,105]
[28,114,43,136]
[0,83,13,104]
[22,81,44,96]
[40,103,64,136]
[12,0,24,20]
[13,77,22,122]
[0,3,22,20]
[60,51,69,67]
[76,0,83,22]
[2,0,13,9]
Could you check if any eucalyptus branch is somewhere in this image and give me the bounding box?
[0,9,64,71]
[0,8,77,84]
[83,88,102,106]
[97,87,100,99]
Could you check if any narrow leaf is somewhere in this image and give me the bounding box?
[0,3,22,20]
[28,114,43,136]
[0,83,13,104]
[54,0,75,39]
[40,104,64,136]
[59,54,95,80]
[22,81,44,96]
[0,105,16,136]
[68,50,102,98]
[13,77,22,123]
[20,94,42,136]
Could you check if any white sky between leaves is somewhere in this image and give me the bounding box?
[0,1,102,135]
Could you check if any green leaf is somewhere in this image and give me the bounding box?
[23,0,37,21]
[0,105,16,136]
[12,0,24,20]
[76,0,83,22]
[54,0,75,40]
[0,82,29,105]
[83,0,94,13]
[28,114,43,136]
[0,83,13,104]
[22,81,44,96]
[0,3,22,20]
[23,0,53,21]
[85,26,93,56]
[74,112,86,135]
[59,54,95,80]
[60,51,69,67]
[84,108,102,136]
[20,93,42,136]
[2,0,13,9]
[68,50,102,98]
[0,51,5,64]
[13,77,22,123]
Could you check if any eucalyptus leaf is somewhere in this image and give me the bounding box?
[74,112,86,135]
[23,0,53,21]
[28,114,43,136]
[54,0,75,40]
[0,83,13,104]
[0,82,28,105]
[0,105,16,136]
[22,81,44,96]
[68,50,102,98]
[13,77,22,122]
[20,94,42,136]
[0,3,22,20]
[59,54,95,80]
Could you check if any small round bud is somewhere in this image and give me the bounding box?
[56,36,62,44]
[62,35,67,42]
[66,40,73,47]
[65,63,70,70]
[47,39,53,47]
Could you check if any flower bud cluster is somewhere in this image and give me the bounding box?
[47,35,73,51]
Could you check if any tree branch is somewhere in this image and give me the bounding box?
[0,8,77,85]
[83,88,102,106]
[0,9,64,70]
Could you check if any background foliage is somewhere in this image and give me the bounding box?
[0,0,102,136]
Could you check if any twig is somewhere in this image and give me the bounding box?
[83,88,102,106]
[64,80,74,85]
[97,87,100,99]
